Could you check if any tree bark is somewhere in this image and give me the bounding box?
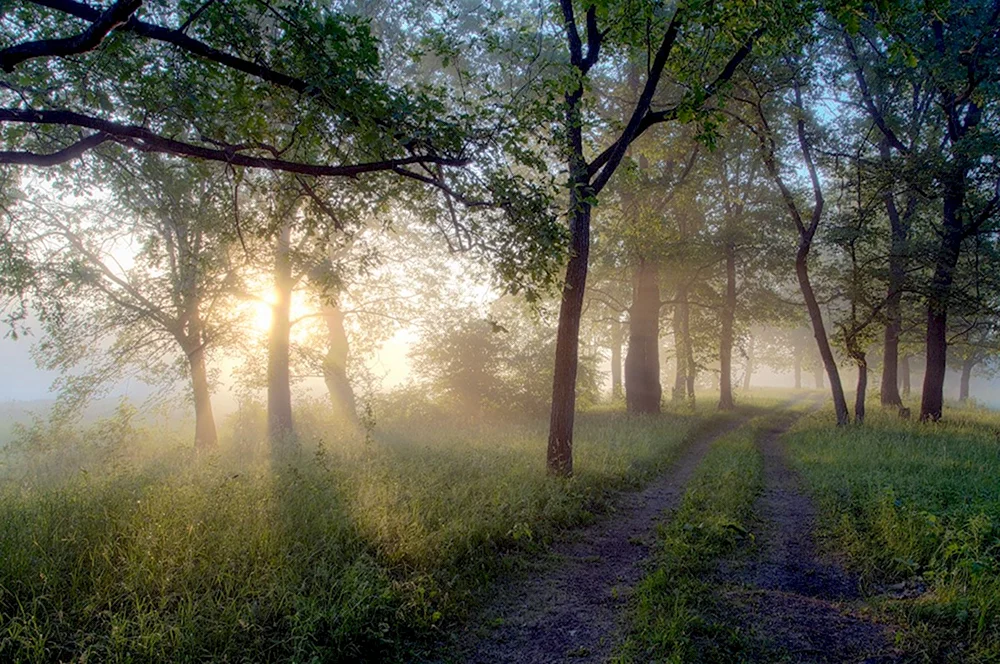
[625,258,661,413]
[920,172,966,421]
[547,184,591,476]
[853,354,867,424]
[671,285,696,403]
[186,336,218,451]
[610,319,624,400]
[900,353,911,396]
[672,292,687,401]
[323,302,357,421]
[743,331,754,391]
[268,222,295,447]
[797,246,850,424]
[719,240,737,410]
[959,358,975,402]
[793,345,802,390]
[878,143,911,407]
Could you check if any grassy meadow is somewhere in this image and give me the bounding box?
[2,392,999,663]
[0,396,743,663]
[784,402,1000,662]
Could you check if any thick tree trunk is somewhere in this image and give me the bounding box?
[323,303,357,421]
[719,241,737,410]
[547,189,591,476]
[900,354,911,396]
[796,247,849,424]
[268,223,295,447]
[854,355,867,424]
[610,320,624,400]
[959,358,975,402]
[187,338,218,451]
[625,258,661,414]
[920,176,965,421]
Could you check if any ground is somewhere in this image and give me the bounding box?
[1,392,997,662]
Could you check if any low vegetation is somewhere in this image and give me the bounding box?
[785,402,1000,662]
[0,401,727,663]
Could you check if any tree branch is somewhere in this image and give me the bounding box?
[0,108,468,176]
[0,131,109,165]
[590,9,683,195]
[589,25,761,182]
[841,32,910,154]
[0,0,141,72]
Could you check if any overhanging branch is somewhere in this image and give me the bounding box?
[0,0,141,72]
[0,108,469,176]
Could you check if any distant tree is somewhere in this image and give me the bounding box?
[7,157,246,449]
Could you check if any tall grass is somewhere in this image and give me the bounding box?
[0,400,728,663]
[784,403,1000,662]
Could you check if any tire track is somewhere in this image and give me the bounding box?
[717,412,905,663]
[436,413,753,664]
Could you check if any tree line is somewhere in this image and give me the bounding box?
[1,0,998,474]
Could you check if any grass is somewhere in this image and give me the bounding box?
[0,399,733,663]
[612,413,783,663]
[784,401,1000,663]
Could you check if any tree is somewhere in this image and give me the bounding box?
[7,157,246,449]
[838,1,1000,420]
[740,56,851,424]
[543,0,777,475]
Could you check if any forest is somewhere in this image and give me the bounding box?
[0,0,999,661]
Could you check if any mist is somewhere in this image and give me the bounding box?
[2,0,999,661]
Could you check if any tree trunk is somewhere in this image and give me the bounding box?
[719,240,737,410]
[920,174,966,421]
[854,354,867,424]
[323,302,357,421]
[610,319,624,400]
[547,183,591,476]
[959,358,975,402]
[187,337,218,451]
[900,354,911,396]
[672,293,687,402]
[743,331,754,391]
[879,144,910,407]
[625,258,661,414]
[683,303,695,403]
[796,245,849,425]
[268,223,295,447]
[672,285,695,403]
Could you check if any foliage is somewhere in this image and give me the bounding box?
[410,300,600,416]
